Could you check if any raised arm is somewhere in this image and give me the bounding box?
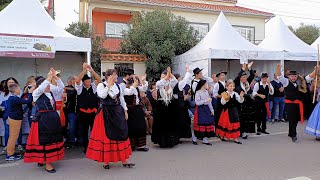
[276,64,289,88]
[76,63,87,86]
[87,64,102,86]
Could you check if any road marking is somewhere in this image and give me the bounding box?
[287,177,312,180]
[0,162,21,168]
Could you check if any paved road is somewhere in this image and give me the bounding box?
[0,122,319,180]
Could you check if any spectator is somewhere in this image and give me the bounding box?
[271,73,285,122]
[0,77,19,155]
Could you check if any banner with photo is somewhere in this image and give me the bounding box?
[0,33,55,58]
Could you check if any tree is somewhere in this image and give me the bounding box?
[289,23,320,45]
[65,22,107,75]
[120,10,199,81]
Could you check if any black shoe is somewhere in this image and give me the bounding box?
[136,147,149,152]
[242,135,248,139]
[202,142,212,146]
[103,164,110,169]
[292,137,297,142]
[192,141,198,145]
[37,163,44,167]
[261,131,270,134]
[234,141,242,144]
[123,163,135,168]
[256,132,261,135]
[316,137,320,141]
[45,168,56,173]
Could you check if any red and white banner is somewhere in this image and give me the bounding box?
[0,33,55,58]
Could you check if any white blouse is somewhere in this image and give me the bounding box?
[97,82,128,111]
[50,79,64,101]
[32,80,54,106]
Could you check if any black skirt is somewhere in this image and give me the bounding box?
[127,105,147,138]
[172,99,192,139]
[239,96,256,133]
[151,100,180,148]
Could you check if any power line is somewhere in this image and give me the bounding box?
[238,3,320,20]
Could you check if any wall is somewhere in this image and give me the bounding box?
[101,61,146,76]
[90,2,267,43]
[285,61,316,76]
[92,11,132,50]
[0,52,84,86]
[211,59,280,80]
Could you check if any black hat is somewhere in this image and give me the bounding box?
[193,67,203,76]
[174,73,181,79]
[35,76,44,82]
[36,77,46,87]
[216,70,227,77]
[82,74,91,81]
[241,72,247,77]
[288,70,298,75]
[195,79,207,92]
[124,69,134,75]
[261,73,269,78]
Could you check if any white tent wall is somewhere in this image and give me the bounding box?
[0,52,84,85]
[210,59,279,80]
[284,61,316,76]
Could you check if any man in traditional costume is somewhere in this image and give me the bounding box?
[75,63,101,153]
[276,64,313,142]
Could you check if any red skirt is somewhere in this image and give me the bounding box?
[56,101,66,127]
[216,109,240,139]
[24,122,64,163]
[86,111,132,164]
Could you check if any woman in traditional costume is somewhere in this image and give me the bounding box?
[86,69,134,169]
[172,65,192,140]
[234,63,256,139]
[216,80,244,144]
[124,75,149,152]
[24,69,64,173]
[193,79,215,145]
[151,67,180,148]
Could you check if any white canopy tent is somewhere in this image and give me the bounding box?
[173,12,283,78]
[312,36,320,50]
[259,16,317,62]
[0,0,91,54]
[259,16,317,75]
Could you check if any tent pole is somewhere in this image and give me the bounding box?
[208,58,212,76]
[280,59,284,72]
[87,51,91,76]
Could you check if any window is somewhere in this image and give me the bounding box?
[233,26,255,43]
[114,63,134,77]
[189,23,209,40]
[105,22,130,38]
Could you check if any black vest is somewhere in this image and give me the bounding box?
[35,93,56,111]
[218,82,226,96]
[124,87,141,106]
[77,86,98,109]
[255,84,269,103]
[173,84,184,100]
[284,81,300,101]
[191,79,199,100]
[101,84,121,106]
[223,94,239,109]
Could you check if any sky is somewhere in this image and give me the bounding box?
[53,0,320,29]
